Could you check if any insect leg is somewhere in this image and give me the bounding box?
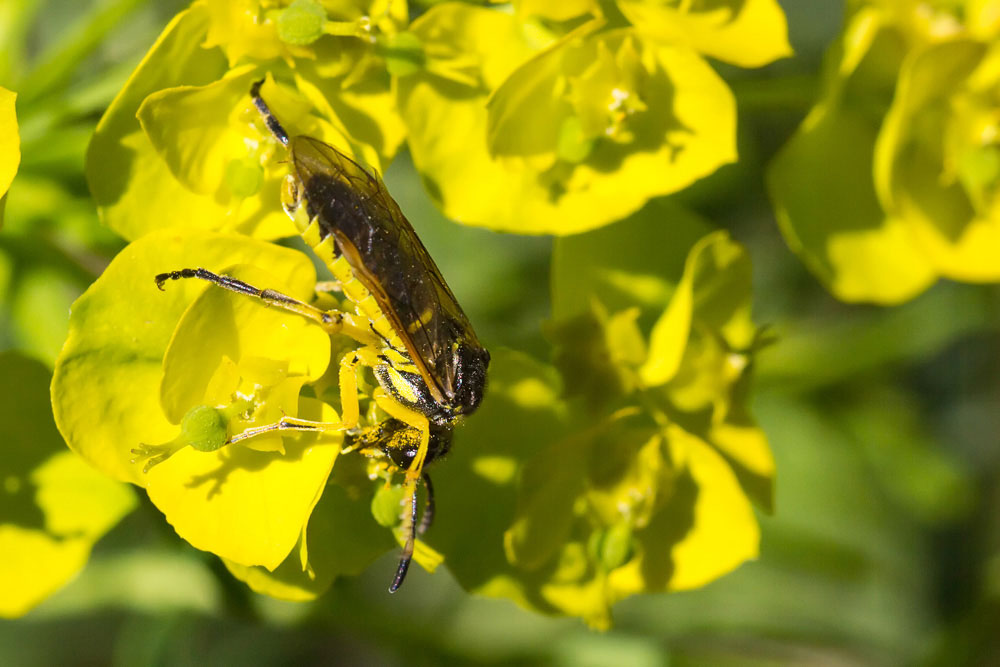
[389,476,419,593]
[337,346,381,430]
[225,346,381,447]
[155,268,381,347]
[232,344,383,447]
[250,79,288,147]
[371,389,431,482]
[227,415,346,444]
[417,472,434,535]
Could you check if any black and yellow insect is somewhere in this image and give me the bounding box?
[154,80,490,592]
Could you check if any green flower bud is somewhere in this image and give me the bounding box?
[599,523,634,571]
[181,405,228,452]
[277,0,327,46]
[371,484,405,527]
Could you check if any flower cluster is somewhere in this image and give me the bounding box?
[769,0,1000,303]
[49,0,783,624]
[87,0,791,238]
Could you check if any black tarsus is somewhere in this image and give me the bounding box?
[418,472,434,535]
[154,267,302,308]
[250,78,289,147]
[388,473,436,593]
[389,483,419,593]
[155,268,261,297]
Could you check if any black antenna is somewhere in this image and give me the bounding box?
[250,79,289,147]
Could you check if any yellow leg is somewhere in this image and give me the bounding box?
[227,415,345,444]
[367,388,431,593]
[338,346,382,429]
[372,389,430,482]
[229,345,382,446]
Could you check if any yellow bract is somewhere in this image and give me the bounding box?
[402,5,738,234]
[53,232,340,573]
[87,0,405,242]
[146,398,339,570]
[618,0,792,67]
[424,206,772,626]
[875,39,1000,281]
[0,86,18,206]
[769,0,1000,303]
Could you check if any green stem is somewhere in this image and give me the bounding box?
[730,74,820,113]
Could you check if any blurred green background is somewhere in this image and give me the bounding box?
[2,0,999,664]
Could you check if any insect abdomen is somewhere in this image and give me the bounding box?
[302,219,403,349]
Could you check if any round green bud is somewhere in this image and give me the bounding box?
[599,522,634,571]
[181,405,228,453]
[225,157,264,199]
[277,0,327,46]
[371,484,405,528]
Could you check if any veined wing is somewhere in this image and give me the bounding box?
[290,136,483,406]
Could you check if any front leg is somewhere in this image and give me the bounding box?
[155,267,381,347]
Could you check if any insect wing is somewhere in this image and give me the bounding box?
[291,136,483,406]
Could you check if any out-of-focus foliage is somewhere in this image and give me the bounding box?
[769,0,1000,304]
[0,352,135,618]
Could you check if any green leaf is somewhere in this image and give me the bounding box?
[16,0,145,106]
[0,352,135,618]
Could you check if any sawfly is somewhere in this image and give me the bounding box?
[149,79,490,592]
